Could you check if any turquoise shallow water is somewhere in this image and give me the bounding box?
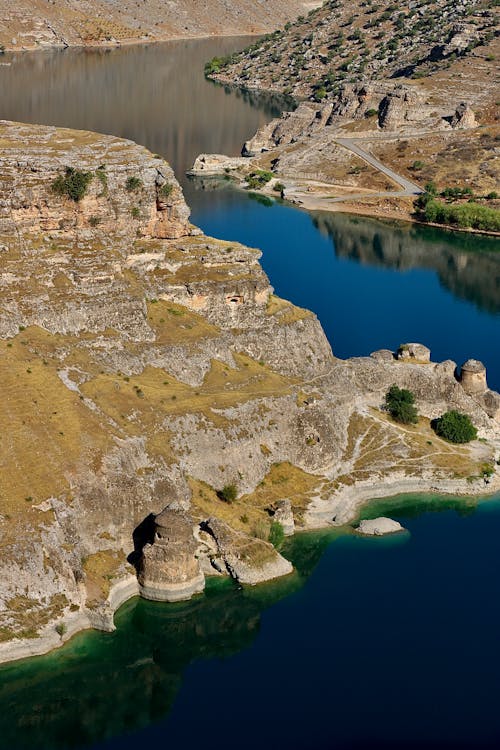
[1,37,500,749]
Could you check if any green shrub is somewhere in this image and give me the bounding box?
[217,483,238,504]
[415,198,500,231]
[433,411,477,443]
[55,622,67,637]
[384,385,418,425]
[131,207,140,219]
[88,215,101,227]
[125,176,142,192]
[365,108,378,117]
[273,182,285,193]
[246,170,274,190]
[96,165,108,196]
[159,183,174,200]
[52,167,93,202]
[269,521,285,548]
[410,160,425,171]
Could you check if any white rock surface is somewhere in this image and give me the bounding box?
[357,517,404,536]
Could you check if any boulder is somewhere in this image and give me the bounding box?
[451,103,477,130]
[370,349,395,363]
[357,517,404,536]
[397,343,431,363]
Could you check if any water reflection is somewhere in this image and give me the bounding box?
[312,212,500,315]
[0,38,290,182]
[0,532,334,750]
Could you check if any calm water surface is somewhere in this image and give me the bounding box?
[1,38,500,749]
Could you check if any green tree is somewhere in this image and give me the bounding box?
[52,167,92,202]
[217,483,238,504]
[384,385,418,425]
[433,411,477,444]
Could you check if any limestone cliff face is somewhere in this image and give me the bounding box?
[0,121,498,659]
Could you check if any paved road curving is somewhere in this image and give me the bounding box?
[335,138,424,195]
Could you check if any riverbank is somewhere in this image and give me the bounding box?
[1,471,499,668]
[0,0,315,54]
[190,157,500,238]
[0,30,257,55]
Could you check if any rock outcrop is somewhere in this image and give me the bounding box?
[397,343,431,363]
[451,103,478,130]
[203,518,293,584]
[273,499,295,536]
[138,508,205,601]
[0,120,498,662]
[357,517,405,536]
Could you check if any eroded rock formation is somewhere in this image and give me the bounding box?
[0,121,498,662]
[138,508,205,601]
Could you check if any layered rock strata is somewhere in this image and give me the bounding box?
[0,121,499,662]
[138,508,205,601]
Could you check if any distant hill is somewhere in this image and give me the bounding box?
[209,0,499,104]
[0,0,320,51]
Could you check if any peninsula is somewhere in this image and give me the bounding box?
[0,119,499,664]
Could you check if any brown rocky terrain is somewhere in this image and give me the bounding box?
[205,0,499,227]
[0,120,499,663]
[0,0,320,51]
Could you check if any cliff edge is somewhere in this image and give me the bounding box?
[0,120,498,662]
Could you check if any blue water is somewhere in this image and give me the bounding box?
[1,37,500,750]
[2,496,500,750]
[190,189,500,390]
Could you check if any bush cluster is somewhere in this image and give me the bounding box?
[217,483,238,504]
[269,521,285,548]
[433,411,477,444]
[52,167,93,202]
[415,191,500,231]
[125,176,142,192]
[385,385,418,425]
[246,170,274,190]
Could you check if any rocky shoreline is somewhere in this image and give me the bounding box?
[0,119,499,666]
[1,477,499,666]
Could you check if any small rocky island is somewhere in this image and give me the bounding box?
[0,120,498,663]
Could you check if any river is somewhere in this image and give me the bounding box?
[0,37,500,750]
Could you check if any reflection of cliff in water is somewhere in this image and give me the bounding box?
[0,531,334,750]
[311,212,500,314]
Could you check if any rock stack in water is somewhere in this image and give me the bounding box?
[138,507,205,602]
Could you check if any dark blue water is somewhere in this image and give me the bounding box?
[3,496,499,750]
[190,187,500,390]
[1,37,500,750]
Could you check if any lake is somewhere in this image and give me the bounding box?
[1,37,500,750]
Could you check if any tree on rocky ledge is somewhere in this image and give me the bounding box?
[433,411,477,444]
[384,385,418,425]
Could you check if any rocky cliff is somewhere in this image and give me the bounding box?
[205,0,499,220]
[0,121,498,661]
[0,0,320,51]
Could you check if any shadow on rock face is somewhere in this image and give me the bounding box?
[128,513,156,568]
